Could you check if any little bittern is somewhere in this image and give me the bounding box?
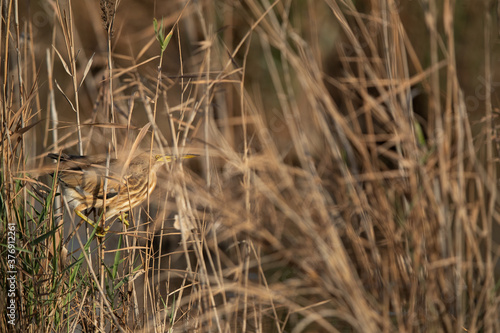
[49,151,197,236]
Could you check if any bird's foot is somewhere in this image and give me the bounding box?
[75,209,109,237]
[117,212,130,227]
[94,225,110,237]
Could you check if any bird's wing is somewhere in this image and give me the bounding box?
[82,167,124,200]
[57,163,125,200]
[48,153,86,162]
[50,153,138,200]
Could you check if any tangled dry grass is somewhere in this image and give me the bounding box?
[1,0,500,332]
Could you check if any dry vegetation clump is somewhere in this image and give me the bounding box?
[1,0,499,332]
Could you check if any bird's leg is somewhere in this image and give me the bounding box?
[117,212,130,227]
[74,209,109,237]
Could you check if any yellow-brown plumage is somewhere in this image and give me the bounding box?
[49,151,196,235]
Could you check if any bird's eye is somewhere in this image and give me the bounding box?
[154,154,161,160]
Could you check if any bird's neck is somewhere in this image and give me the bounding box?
[146,171,158,195]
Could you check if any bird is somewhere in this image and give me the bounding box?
[48,150,197,236]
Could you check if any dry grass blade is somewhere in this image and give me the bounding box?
[79,52,95,90]
[54,79,76,112]
[52,45,72,77]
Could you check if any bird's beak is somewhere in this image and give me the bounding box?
[155,154,198,162]
[179,154,198,160]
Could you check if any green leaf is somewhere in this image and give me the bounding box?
[162,30,173,52]
[30,224,62,246]
[153,17,172,53]
[111,235,123,279]
[414,120,426,146]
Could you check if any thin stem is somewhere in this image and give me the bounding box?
[67,0,83,155]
